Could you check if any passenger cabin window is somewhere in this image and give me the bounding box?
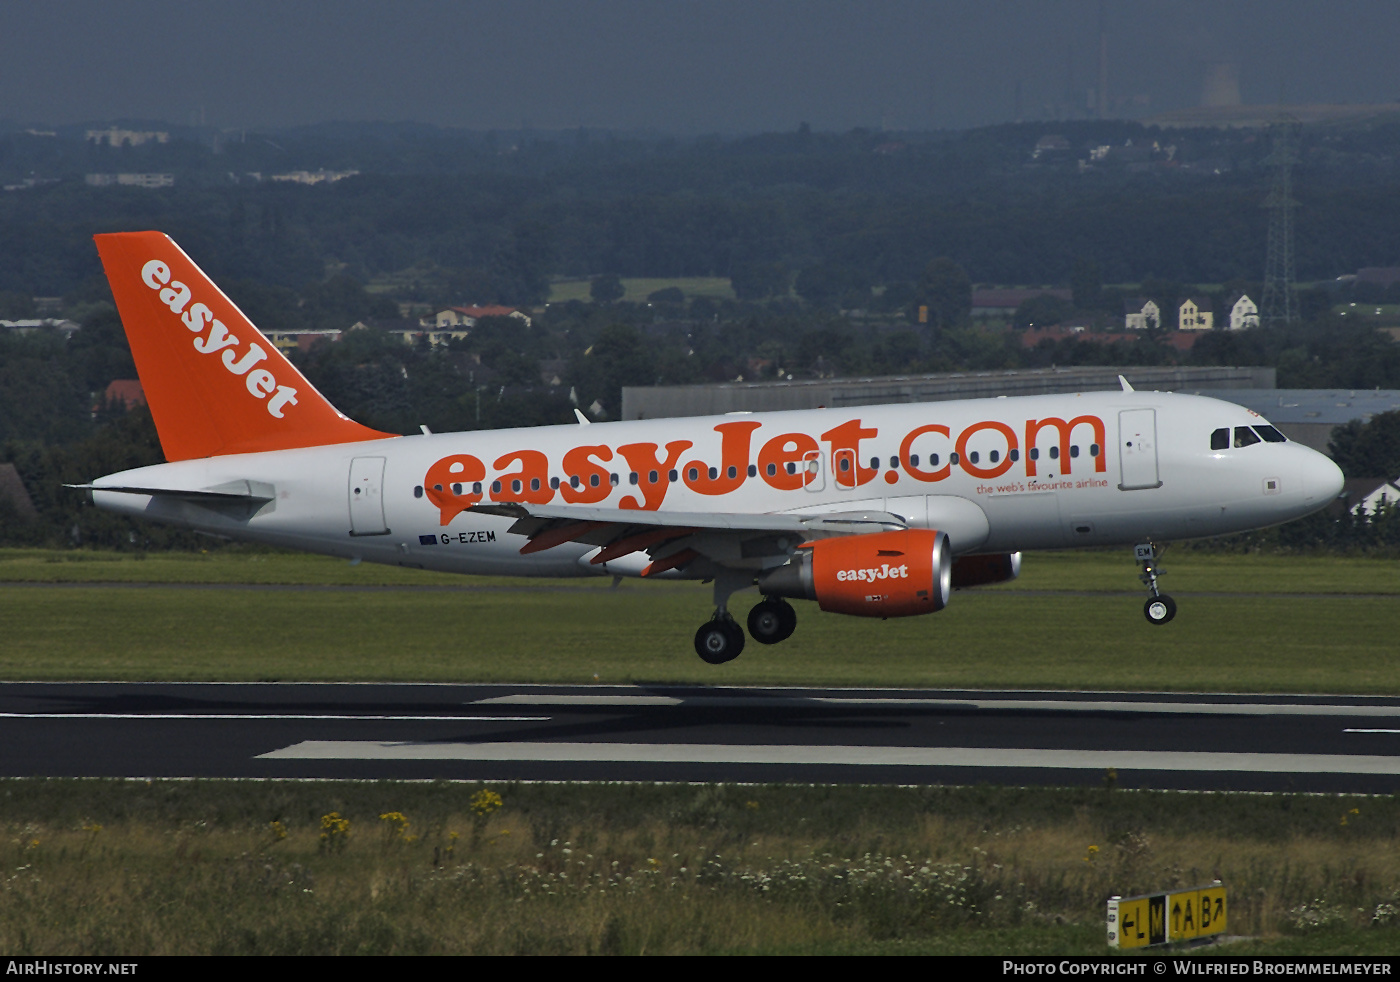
[1234,426,1261,448]
[1211,428,1229,450]
[1254,424,1288,443]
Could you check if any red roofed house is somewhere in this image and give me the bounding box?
[104,379,146,410]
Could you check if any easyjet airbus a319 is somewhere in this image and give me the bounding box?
[81,232,1345,663]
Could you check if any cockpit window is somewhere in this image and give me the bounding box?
[1254,424,1287,443]
[1210,427,1229,450]
[1234,426,1261,448]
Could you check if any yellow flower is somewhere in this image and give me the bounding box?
[470,790,503,817]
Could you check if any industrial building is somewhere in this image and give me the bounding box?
[622,368,1400,455]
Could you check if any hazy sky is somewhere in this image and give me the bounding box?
[5,1,1400,133]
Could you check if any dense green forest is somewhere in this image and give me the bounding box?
[5,117,1400,549]
[5,117,1400,296]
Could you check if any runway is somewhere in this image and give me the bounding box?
[3,681,1400,792]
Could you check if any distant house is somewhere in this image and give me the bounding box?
[430,305,532,330]
[263,328,344,352]
[1124,299,1160,331]
[1339,478,1400,516]
[1355,267,1400,289]
[1178,296,1214,331]
[1,318,80,339]
[1031,135,1071,159]
[349,318,466,348]
[104,379,145,410]
[971,289,1071,319]
[1228,294,1259,331]
[86,128,168,148]
[269,170,359,185]
[84,173,174,188]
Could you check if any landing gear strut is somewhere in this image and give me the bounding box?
[1135,542,1176,625]
[694,569,753,664]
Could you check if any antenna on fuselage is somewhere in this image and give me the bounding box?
[1118,375,1135,392]
[574,409,591,425]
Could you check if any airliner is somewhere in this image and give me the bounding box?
[80,232,1346,663]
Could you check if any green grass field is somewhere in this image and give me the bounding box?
[5,548,1400,955]
[0,549,1396,690]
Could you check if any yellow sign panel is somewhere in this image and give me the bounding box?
[1109,884,1225,948]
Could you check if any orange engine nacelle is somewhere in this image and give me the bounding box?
[951,552,1021,589]
[755,529,952,617]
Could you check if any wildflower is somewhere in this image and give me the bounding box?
[269,820,288,842]
[379,811,411,841]
[470,790,503,817]
[319,812,351,852]
[1084,845,1100,864]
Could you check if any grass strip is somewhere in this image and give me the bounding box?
[1,580,1397,690]
[3,778,1400,956]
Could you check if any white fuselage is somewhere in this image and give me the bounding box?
[91,390,1344,576]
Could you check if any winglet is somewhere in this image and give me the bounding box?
[1118,375,1135,392]
[94,231,394,461]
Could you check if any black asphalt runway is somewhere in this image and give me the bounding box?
[4,682,1400,792]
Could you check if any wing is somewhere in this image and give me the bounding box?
[467,502,907,577]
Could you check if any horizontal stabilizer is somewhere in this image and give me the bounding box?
[69,480,274,503]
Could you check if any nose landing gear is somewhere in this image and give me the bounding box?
[1135,542,1176,625]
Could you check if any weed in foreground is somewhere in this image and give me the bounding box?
[2,781,1400,954]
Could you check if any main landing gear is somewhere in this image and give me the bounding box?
[747,598,797,645]
[693,570,798,663]
[1135,542,1176,625]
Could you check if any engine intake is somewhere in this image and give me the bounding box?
[756,528,951,617]
[951,552,1021,589]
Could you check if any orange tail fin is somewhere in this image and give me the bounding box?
[95,231,394,461]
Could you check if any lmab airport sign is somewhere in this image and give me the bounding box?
[1108,883,1227,948]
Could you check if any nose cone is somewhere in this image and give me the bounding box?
[1302,449,1345,505]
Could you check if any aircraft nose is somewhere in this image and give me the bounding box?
[1302,448,1344,505]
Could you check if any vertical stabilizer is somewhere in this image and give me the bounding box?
[95,231,394,461]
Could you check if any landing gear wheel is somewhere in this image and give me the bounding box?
[695,618,746,664]
[1143,595,1177,625]
[747,599,797,645]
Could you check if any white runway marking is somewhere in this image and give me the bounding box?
[256,741,1400,774]
[0,714,548,721]
[1344,728,1400,734]
[475,694,1400,717]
